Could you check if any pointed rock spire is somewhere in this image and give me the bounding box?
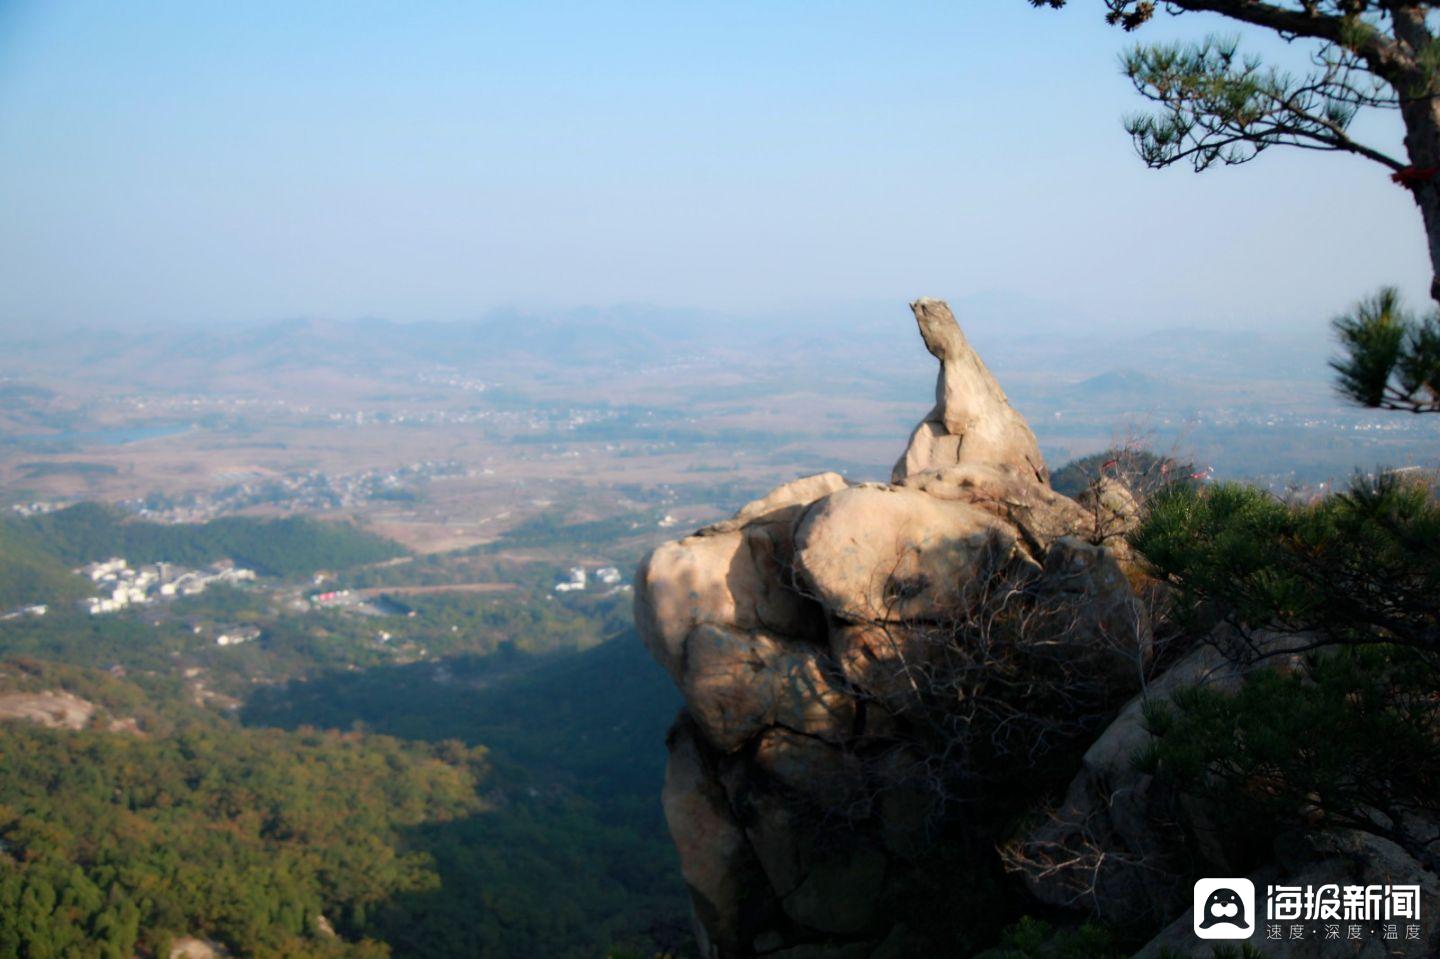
[892,298,1049,485]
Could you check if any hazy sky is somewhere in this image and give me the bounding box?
[0,0,1429,331]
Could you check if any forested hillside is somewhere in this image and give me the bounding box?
[0,495,687,958]
[0,661,487,959]
[0,636,684,958]
[0,520,92,609]
[10,504,402,577]
[243,635,688,957]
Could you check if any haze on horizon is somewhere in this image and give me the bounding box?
[0,0,1430,334]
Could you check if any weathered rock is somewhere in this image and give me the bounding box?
[782,842,889,936]
[636,474,845,685]
[752,726,864,802]
[637,286,1440,956]
[794,485,1030,623]
[683,625,853,752]
[636,523,824,683]
[168,939,229,959]
[0,690,96,730]
[1075,475,1141,542]
[1028,536,1151,684]
[662,715,774,955]
[1004,638,1283,929]
[870,745,937,862]
[892,298,1047,485]
[710,472,850,533]
[738,787,887,937]
[634,298,1162,956]
[827,621,931,713]
[898,462,1089,554]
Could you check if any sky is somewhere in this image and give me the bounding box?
[0,0,1430,332]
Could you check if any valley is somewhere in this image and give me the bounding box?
[0,304,1436,957]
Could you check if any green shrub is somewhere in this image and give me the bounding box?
[974,916,1126,959]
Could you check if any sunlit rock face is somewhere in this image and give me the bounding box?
[891,297,1048,486]
[636,299,1145,957]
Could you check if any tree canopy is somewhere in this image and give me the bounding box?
[1032,0,1440,300]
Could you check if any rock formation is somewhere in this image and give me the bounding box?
[891,298,1048,486]
[633,298,1438,957]
[635,299,1150,956]
[0,690,96,730]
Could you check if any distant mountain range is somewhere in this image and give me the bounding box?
[0,293,1340,398]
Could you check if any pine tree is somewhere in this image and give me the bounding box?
[1332,287,1440,412]
[1031,1,1440,301]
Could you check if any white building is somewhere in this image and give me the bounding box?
[86,597,124,615]
[215,626,261,647]
[80,558,129,582]
[554,566,588,593]
[78,556,260,614]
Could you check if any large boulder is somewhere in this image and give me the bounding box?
[1075,475,1141,542]
[736,784,888,938]
[794,484,1031,623]
[635,298,1146,956]
[638,296,1438,956]
[662,716,775,956]
[682,624,853,752]
[1027,536,1151,685]
[898,462,1090,554]
[714,472,850,531]
[827,620,936,713]
[1001,644,1229,928]
[635,474,841,681]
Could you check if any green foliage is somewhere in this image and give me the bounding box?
[1148,645,1440,862]
[242,634,689,959]
[387,589,628,656]
[1332,287,1440,413]
[0,663,488,959]
[14,504,403,578]
[0,594,688,957]
[0,521,92,609]
[0,503,685,957]
[1027,3,1416,199]
[974,916,1126,959]
[1135,474,1440,863]
[1117,34,1386,171]
[1131,475,1440,651]
[1049,447,1193,500]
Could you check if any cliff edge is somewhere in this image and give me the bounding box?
[633,299,1143,956]
[632,299,1439,958]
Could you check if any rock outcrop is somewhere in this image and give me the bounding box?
[636,299,1148,956]
[891,298,1047,486]
[1000,640,1250,930]
[0,690,96,730]
[636,297,1440,958]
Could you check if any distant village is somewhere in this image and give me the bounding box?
[78,557,256,615]
[119,460,469,522]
